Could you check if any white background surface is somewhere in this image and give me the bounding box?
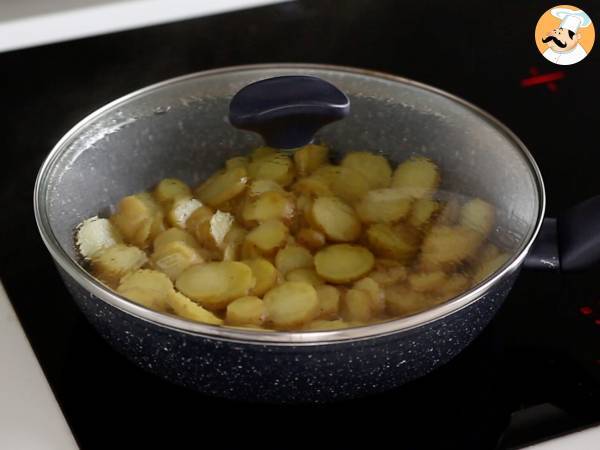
[0,0,288,52]
[0,281,78,449]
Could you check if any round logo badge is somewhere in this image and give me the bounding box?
[535,5,595,65]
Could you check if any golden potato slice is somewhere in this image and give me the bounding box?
[459,198,496,238]
[353,277,385,315]
[225,156,249,170]
[243,258,278,296]
[293,144,329,176]
[110,193,163,248]
[225,296,266,326]
[175,261,255,310]
[195,167,248,207]
[434,273,472,302]
[315,244,375,284]
[369,262,408,286]
[248,179,285,197]
[285,268,323,287]
[154,227,198,250]
[167,197,203,229]
[355,188,413,223]
[366,223,420,263]
[304,319,348,330]
[90,244,148,288]
[340,288,373,322]
[167,290,223,325]
[222,225,248,261]
[263,282,319,329]
[244,220,289,255]
[153,178,191,206]
[315,285,340,320]
[341,151,392,189]
[296,228,326,250]
[311,196,361,242]
[242,191,295,225]
[436,198,461,225]
[185,205,213,241]
[150,241,204,280]
[292,175,333,197]
[385,285,431,316]
[392,156,440,198]
[409,198,440,228]
[420,225,484,271]
[250,146,278,161]
[275,245,313,275]
[247,153,295,186]
[408,271,447,293]
[76,217,123,260]
[117,269,173,312]
[472,253,510,284]
[328,167,370,204]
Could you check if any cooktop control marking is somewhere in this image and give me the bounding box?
[520,66,566,91]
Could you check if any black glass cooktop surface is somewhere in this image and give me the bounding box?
[1,1,599,448]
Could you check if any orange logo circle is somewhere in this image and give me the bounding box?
[535,5,595,65]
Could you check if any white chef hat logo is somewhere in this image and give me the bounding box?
[536,5,595,66]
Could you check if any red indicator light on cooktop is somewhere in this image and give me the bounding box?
[520,66,565,92]
[579,306,593,316]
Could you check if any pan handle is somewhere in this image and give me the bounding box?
[524,195,600,272]
[229,75,350,149]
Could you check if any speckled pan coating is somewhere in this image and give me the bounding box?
[60,269,517,403]
[35,65,544,403]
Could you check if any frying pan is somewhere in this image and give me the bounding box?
[34,64,600,402]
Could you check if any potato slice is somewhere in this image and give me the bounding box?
[91,244,148,288]
[76,217,123,260]
[244,220,289,255]
[328,167,370,204]
[243,258,278,296]
[356,188,413,223]
[185,205,213,242]
[286,268,323,287]
[472,253,510,284]
[222,225,248,261]
[366,223,420,263]
[353,277,385,315]
[250,146,277,161]
[248,179,285,197]
[409,198,440,228]
[175,261,255,310]
[292,175,333,197]
[296,228,326,250]
[420,225,484,271]
[153,178,191,206]
[340,288,373,322]
[242,191,295,225]
[110,193,163,248]
[434,273,472,302]
[315,285,340,319]
[167,197,203,229]
[304,319,348,330]
[263,282,319,329]
[275,245,313,275]
[225,296,266,326]
[315,244,375,284]
[369,262,408,287]
[436,197,461,225]
[195,167,248,207]
[459,198,495,238]
[392,156,440,198]
[150,240,204,280]
[117,269,173,312]
[341,151,392,189]
[167,290,223,325]
[385,285,431,316]
[209,210,235,248]
[293,144,329,176]
[225,156,249,170]
[154,227,198,250]
[408,271,447,293]
[311,196,361,242]
[247,153,295,186]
